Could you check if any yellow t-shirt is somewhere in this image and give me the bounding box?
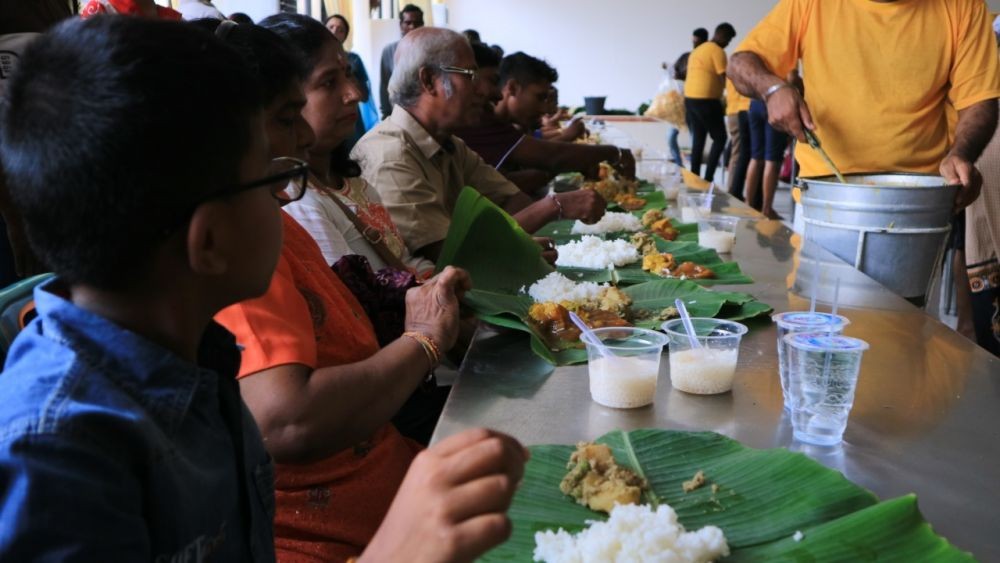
[737,0,1000,177]
[685,42,727,100]
[725,78,752,116]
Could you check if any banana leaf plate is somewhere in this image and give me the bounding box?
[464,279,770,365]
[482,429,972,562]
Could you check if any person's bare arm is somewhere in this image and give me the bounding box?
[505,190,606,233]
[237,268,470,463]
[941,99,998,210]
[509,136,625,179]
[729,51,814,141]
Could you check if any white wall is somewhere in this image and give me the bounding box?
[440,0,1000,112]
[439,0,776,111]
[212,0,280,22]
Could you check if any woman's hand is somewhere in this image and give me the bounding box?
[359,428,529,563]
[404,266,472,351]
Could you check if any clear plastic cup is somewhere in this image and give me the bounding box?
[697,216,739,253]
[785,333,869,446]
[678,192,713,223]
[772,312,851,411]
[638,161,666,191]
[582,327,668,408]
[662,318,748,395]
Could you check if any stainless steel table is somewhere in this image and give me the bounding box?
[431,191,1000,559]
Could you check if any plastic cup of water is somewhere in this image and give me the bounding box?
[582,327,668,408]
[678,192,713,223]
[697,216,740,253]
[785,333,869,446]
[662,318,748,395]
[772,312,851,411]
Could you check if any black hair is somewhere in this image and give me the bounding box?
[325,13,349,36]
[190,19,307,105]
[491,44,504,59]
[472,41,501,69]
[0,17,262,289]
[693,28,709,42]
[259,13,335,74]
[499,52,558,87]
[716,23,736,38]
[399,3,423,19]
[462,29,481,44]
[260,13,361,178]
[229,12,254,25]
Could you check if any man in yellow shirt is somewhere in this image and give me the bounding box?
[684,23,737,182]
[729,0,1000,210]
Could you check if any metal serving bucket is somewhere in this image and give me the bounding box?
[798,173,958,299]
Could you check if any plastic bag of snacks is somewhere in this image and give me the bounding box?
[644,90,686,128]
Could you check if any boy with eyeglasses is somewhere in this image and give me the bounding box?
[0,17,528,562]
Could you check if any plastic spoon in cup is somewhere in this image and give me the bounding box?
[568,311,613,356]
[674,298,702,349]
[704,183,716,212]
[809,261,820,314]
[831,277,841,316]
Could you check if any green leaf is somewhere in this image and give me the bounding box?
[437,187,553,293]
[482,430,969,562]
[462,280,771,365]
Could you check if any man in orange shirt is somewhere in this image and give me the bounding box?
[729,0,1000,209]
[684,23,737,182]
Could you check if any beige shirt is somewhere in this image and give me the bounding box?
[351,105,521,253]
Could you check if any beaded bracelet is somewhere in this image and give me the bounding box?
[403,331,441,369]
[547,193,564,220]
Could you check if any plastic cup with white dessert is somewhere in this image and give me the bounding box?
[697,215,740,253]
[662,318,748,395]
[678,192,713,223]
[581,327,669,409]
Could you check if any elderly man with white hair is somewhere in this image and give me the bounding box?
[353,27,606,262]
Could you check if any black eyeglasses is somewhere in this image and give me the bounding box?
[439,65,478,83]
[206,156,309,205]
[161,157,309,238]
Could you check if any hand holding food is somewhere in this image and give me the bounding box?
[615,148,636,179]
[555,189,606,225]
[404,266,472,352]
[360,428,529,563]
[533,237,559,265]
[562,117,587,141]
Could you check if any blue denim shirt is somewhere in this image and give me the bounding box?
[0,281,275,562]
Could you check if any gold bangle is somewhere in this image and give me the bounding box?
[402,331,441,368]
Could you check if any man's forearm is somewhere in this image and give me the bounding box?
[510,196,557,233]
[728,52,784,99]
[950,99,999,163]
[512,136,616,175]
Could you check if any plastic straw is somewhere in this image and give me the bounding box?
[704,183,716,210]
[809,260,820,314]
[674,298,702,349]
[831,277,841,316]
[568,311,613,356]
